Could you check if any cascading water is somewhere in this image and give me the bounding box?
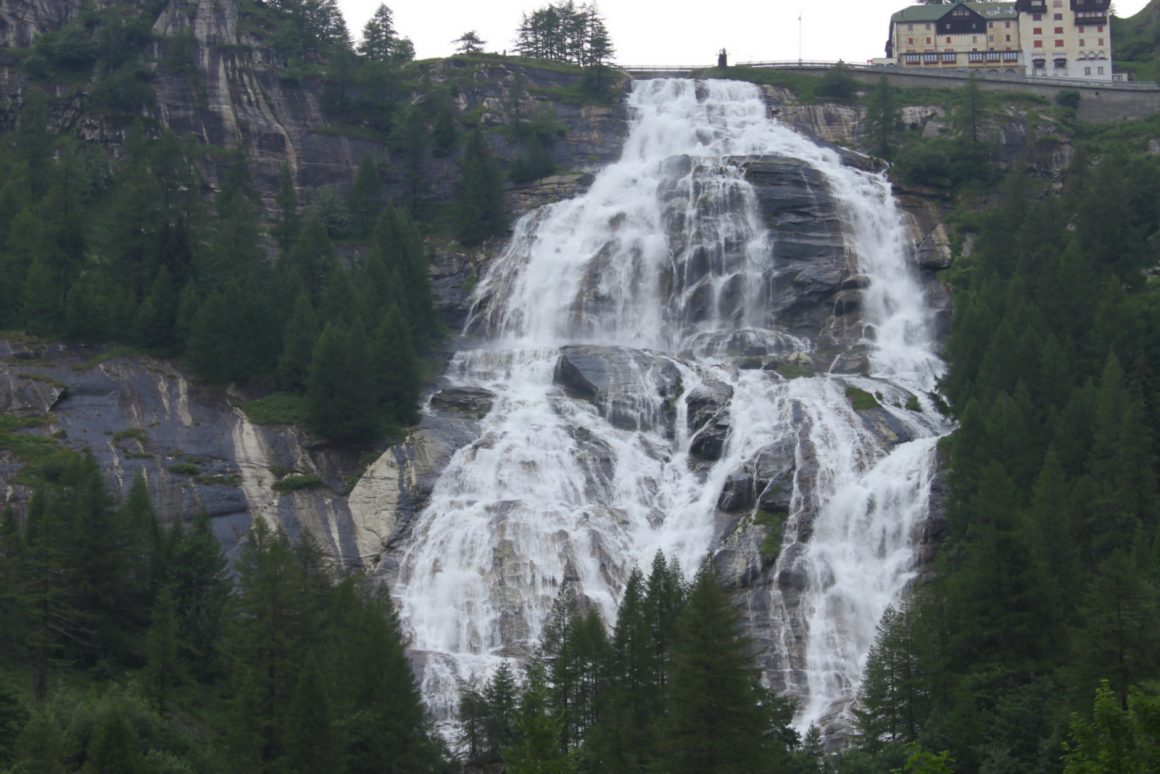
[388,78,951,738]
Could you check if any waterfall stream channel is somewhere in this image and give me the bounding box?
[386,78,952,740]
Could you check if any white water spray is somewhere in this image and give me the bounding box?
[388,78,950,737]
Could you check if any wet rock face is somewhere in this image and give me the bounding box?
[0,0,82,48]
[741,156,856,347]
[0,337,489,570]
[554,345,682,434]
[0,339,362,560]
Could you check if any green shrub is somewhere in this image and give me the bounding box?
[271,473,325,493]
[241,393,309,426]
[756,509,787,561]
[815,61,860,101]
[1055,89,1081,111]
[167,463,200,476]
[846,386,880,411]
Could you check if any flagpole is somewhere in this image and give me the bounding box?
[798,11,802,65]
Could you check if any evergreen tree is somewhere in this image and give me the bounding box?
[453,31,485,54]
[273,163,302,254]
[373,304,421,427]
[228,520,320,769]
[10,708,66,774]
[484,662,520,761]
[1063,680,1160,774]
[504,660,573,773]
[144,586,180,714]
[306,320,381,443]
[288,212,339,299]
[865,76,900,159]
[658,562,778,773]
[133,267,179,353]
[286,652,344,773]
[348,154,383,236]
[278,291,319,392]
[456,126,507,246]
[340,583,441,773]
[854,603,931,753]
[374,205,436,344]
[392,103,430,217]
[358,4,413,64]
[166,513,230,681]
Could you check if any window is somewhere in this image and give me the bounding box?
[1033,27,1042,34]
[947,36,952,43]
[1006,35,1011,42]
[1098,38,1104,45]
[926,37,932,43]
[1033,13,1042,21]
[1080,39,1085,46]
[1098,66,1104,74]
[972,36,977,43]
[1085,67,1091,75]
[1098,25,1103,32]
[1056,39,1064,47]
[1005,21,1011,28]
[1054,27,1064,34]
[1034,40,1043,48]
[908,37,914,44]
[1079,26,1085,33]
[908,23,913,31]
[1054,13,1063,20]
[926,24,931,30]
[1053,0,1062,6]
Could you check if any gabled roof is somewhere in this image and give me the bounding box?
[891,2,1018,24]
[891,4,956,24]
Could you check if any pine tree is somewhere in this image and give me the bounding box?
[358,4,413,64]
[306,320,381,443]
[166,512,230,681]
[373,305,421,427]
[374,205,436,345]
[278,291,319,392]
[11,708,66,774]
[865,76,900,159]
[133,267,179,353]
[504,659,574,773]
[854,603,930,753]
[287,213,338,298]
[285,652,344,773]
[484,662,519,761]
[392,103,430,217]
[453,30,485,54]
[273,163,301,254]
[83,703,143,773]
[341,583,441,773]
[348,155,383,236]
[586,567,659,771]
[228,520,319,769]
[658,562,776,773]
[455,126,507,246]
[145,586,181,714]
[1063,680,1160,774]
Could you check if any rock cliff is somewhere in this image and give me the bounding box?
[0,1,958,599]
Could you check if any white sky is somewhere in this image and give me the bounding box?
[336,0,1153,66]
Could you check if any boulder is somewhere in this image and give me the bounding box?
[689,413,730,461]
[554,346,682,433]
[685,379,733,433]
[429,386,495,418]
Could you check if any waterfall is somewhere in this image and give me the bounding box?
[388,78,950,737]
